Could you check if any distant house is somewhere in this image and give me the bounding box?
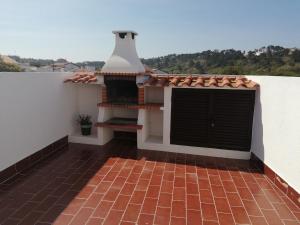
[36,65,53,72]
[51,62,80,72]
[143,64,168,75]
[83,65,96,72]
[18,62,38,72]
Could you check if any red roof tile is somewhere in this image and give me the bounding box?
[64,72,97,84]
[144,75,258,89]
[95,71,145,76]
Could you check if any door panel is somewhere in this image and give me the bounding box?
[170,88,211,147]
[170,88,255,151]
[211,90,255,151]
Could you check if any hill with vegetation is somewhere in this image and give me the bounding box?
[2,46,300,76]
[142,46,300,76]
[0,57,22,72]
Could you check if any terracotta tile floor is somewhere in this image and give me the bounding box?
[0,140,299,225]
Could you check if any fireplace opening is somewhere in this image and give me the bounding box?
[104,76,138,104]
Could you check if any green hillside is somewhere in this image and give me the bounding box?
[142,46,300,76]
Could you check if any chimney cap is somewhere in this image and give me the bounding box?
[112,30,138,35]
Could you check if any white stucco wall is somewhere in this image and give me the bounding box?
[148,110,163,137]
[76,85,100,135]
[248,76,300,193]
[145,87,164,103]
[0,72,77,171]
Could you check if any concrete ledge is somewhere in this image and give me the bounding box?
[0,136,68,184]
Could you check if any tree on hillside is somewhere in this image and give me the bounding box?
[0,59,22,72]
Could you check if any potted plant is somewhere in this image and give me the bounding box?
[77,114,92,136]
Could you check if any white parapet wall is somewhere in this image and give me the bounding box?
[0,72,77,171]
[247,75,300,194]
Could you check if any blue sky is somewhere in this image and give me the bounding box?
[1,0,300,62]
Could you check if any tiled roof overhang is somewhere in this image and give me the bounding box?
[64,72,97,83]
[95,71,146,76]
[144,75,259,89]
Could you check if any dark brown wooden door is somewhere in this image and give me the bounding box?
[170,88,255,151]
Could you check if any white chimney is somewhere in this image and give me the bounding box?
[101,31,145,74]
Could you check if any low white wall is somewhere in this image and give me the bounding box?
[0,72,77,171]
[148,110,163,137]
[76,85,100,135]
[248,76,300,193]
[145,87,164,103]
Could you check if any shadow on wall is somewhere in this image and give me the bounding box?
[251,88,265,164]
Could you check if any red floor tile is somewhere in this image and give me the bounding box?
[186,183,199,195]
[173,187,185,201]
[111,176,127,189]
[141,197,158,214]
[158,193,172,207]
[261,209,285,225]
[103,187,120,201]
[161,180,174,193]
[150,175,161,186]
[112,194,131,210]
[122,204,141,222]
[171,217,186,225]
[86,217,104,225]
[209,175,222,186]
[214,197,231,213]
[175,177,185,188]
[218,213,235,225]
[136,179,150,191]
[231,206,250,224]
[130,191,146,204]
[146,185,160,198]
[62,198,85,215]
[222,180,237,193]
[0,140,299,225]
[202,220,218,225]
[120,183,136,195]
[69,208,94,225]
[249,216,269,225]
[198,179,210,190]
[186,173,198,184]
[95,181,111,193]
[19,211,44,225]
[92,201,113,218]
[242,199,263,216]
[53,214,74,225]
[137,213,154,225]
[172,200,186,217]
[201,203,218,221]
[187,194,200,210]
[211,185,226,198]
[84,193,104,208]
[154,207,171,225]
[103,209,124,225]
[200,189,214,204]
[273,203,297,220]
[253,194,274,209]
[187,209,202,225]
